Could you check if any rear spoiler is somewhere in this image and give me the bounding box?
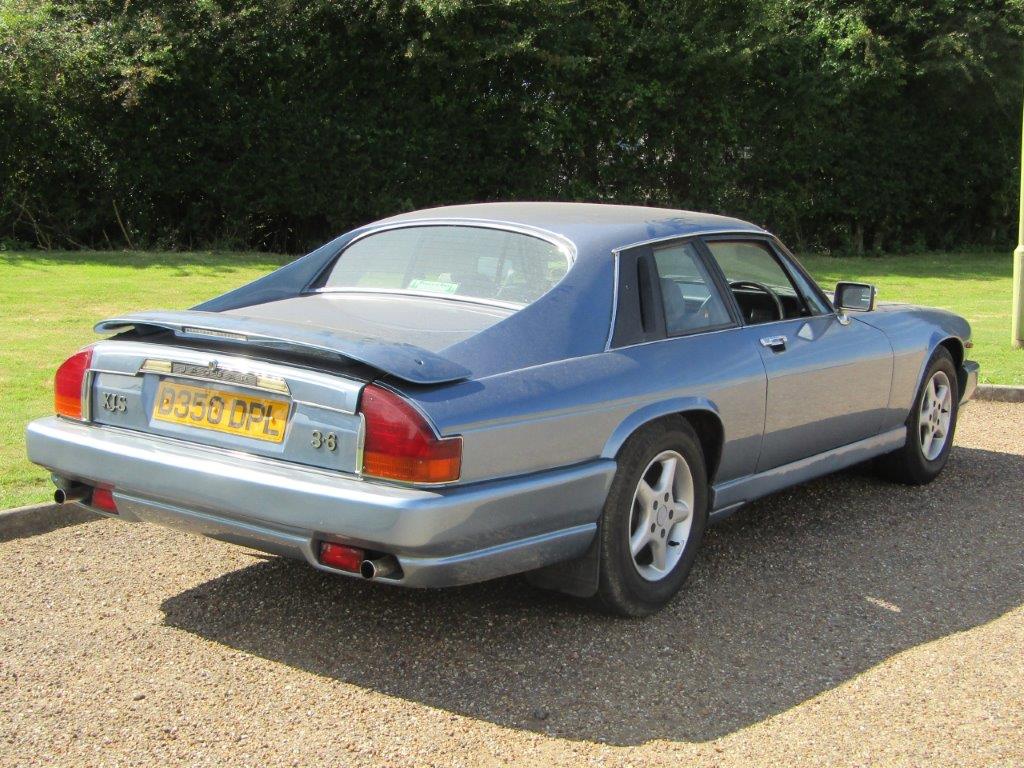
[95,310,471,385]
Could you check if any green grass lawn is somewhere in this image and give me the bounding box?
[0,251,291,509]
[801,251,1022,386]
[1,249,1020,509]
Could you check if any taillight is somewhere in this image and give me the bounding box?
[54,348,93,420]
[359,384,462,483]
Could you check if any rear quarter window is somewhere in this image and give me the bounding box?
[653,243,731,334]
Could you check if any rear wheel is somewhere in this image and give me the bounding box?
[876,347,959,485]
[596,420,708,616]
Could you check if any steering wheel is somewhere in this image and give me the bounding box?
[728,280,785,322]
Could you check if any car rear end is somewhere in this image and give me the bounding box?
[26,335,609,586]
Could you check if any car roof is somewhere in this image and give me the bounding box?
[375,202,766,257]
[196,203,771,381]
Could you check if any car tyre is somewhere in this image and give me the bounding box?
[596,419,708,617]
[875,347,959,485]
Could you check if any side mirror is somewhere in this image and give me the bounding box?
[834,281,876,312]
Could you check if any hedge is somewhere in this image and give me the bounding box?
[1,0,1022,253]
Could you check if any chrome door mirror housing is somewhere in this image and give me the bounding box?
[834,281,877,312]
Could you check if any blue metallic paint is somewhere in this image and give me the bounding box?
[25,203,978,592]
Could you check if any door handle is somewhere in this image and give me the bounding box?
[759,335,787,351]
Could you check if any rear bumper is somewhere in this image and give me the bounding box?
[960,360,980,404]
[25,417,614,587]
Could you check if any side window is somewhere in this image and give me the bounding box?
[784,261,831,315]
[705,240,808,325]
[652,243,731,334]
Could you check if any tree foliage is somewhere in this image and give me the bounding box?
[1,0,1022,253]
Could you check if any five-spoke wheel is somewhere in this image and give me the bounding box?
[876,346,959,485]
[918,370,953,461]
[628,450,695,581]
[597,419,708,616]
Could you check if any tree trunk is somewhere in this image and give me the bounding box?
[851,221,865,256]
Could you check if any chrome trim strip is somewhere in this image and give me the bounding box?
[290,398,353,416]
[605,250,621,350]
[88,367,139,377]
[343,218,577,262]
[81,370,94,423]
[606,313,746,353]
[611,228,772,254]
[138,358,291,396]
[311,287,523,311]
[355,411,366,477]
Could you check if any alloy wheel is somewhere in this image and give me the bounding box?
[628,450,695,582]
[919,370,953,461]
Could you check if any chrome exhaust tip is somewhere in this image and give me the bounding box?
[54,484,89,505]
[360,555,398,580]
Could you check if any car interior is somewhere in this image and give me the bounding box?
[705,240,813,325]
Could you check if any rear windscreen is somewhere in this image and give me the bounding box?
[322,225,570,306]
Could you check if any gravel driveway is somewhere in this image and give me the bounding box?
[2,402,1022,767]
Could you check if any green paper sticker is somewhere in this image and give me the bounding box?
[408,279,460,294]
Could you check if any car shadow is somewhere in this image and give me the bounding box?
[160,445,1024,745]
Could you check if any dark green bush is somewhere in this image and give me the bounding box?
[1,0,1021,253]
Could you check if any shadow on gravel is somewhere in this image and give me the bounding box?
[0,504,99,544]
[161,445,1024,745]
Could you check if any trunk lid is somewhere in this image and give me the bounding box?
[96,307,474,385]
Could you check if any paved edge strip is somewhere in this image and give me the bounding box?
[974,384,1024,403]
[0,502,101,543]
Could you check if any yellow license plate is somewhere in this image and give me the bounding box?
[152,380,289,443]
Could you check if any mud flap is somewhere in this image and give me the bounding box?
[523,521,601,597]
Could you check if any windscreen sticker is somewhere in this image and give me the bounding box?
[408,279,460,294]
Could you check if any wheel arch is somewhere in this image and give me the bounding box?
[529,399,724,601]
[909,334,964,404]
[938,336,964,370]
[601,398,725,484]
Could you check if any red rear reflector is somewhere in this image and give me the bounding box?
[319,542,364,573]
[91,487,118,513]
[54,348,93,419]
[359,384,462,483]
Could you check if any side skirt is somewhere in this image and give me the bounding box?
[530,426,908,598]
[709,426,907,520]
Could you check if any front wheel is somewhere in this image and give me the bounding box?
[876,347,959,485]
[596,420,708,616]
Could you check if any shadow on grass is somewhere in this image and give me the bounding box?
[160,445,1024,745]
